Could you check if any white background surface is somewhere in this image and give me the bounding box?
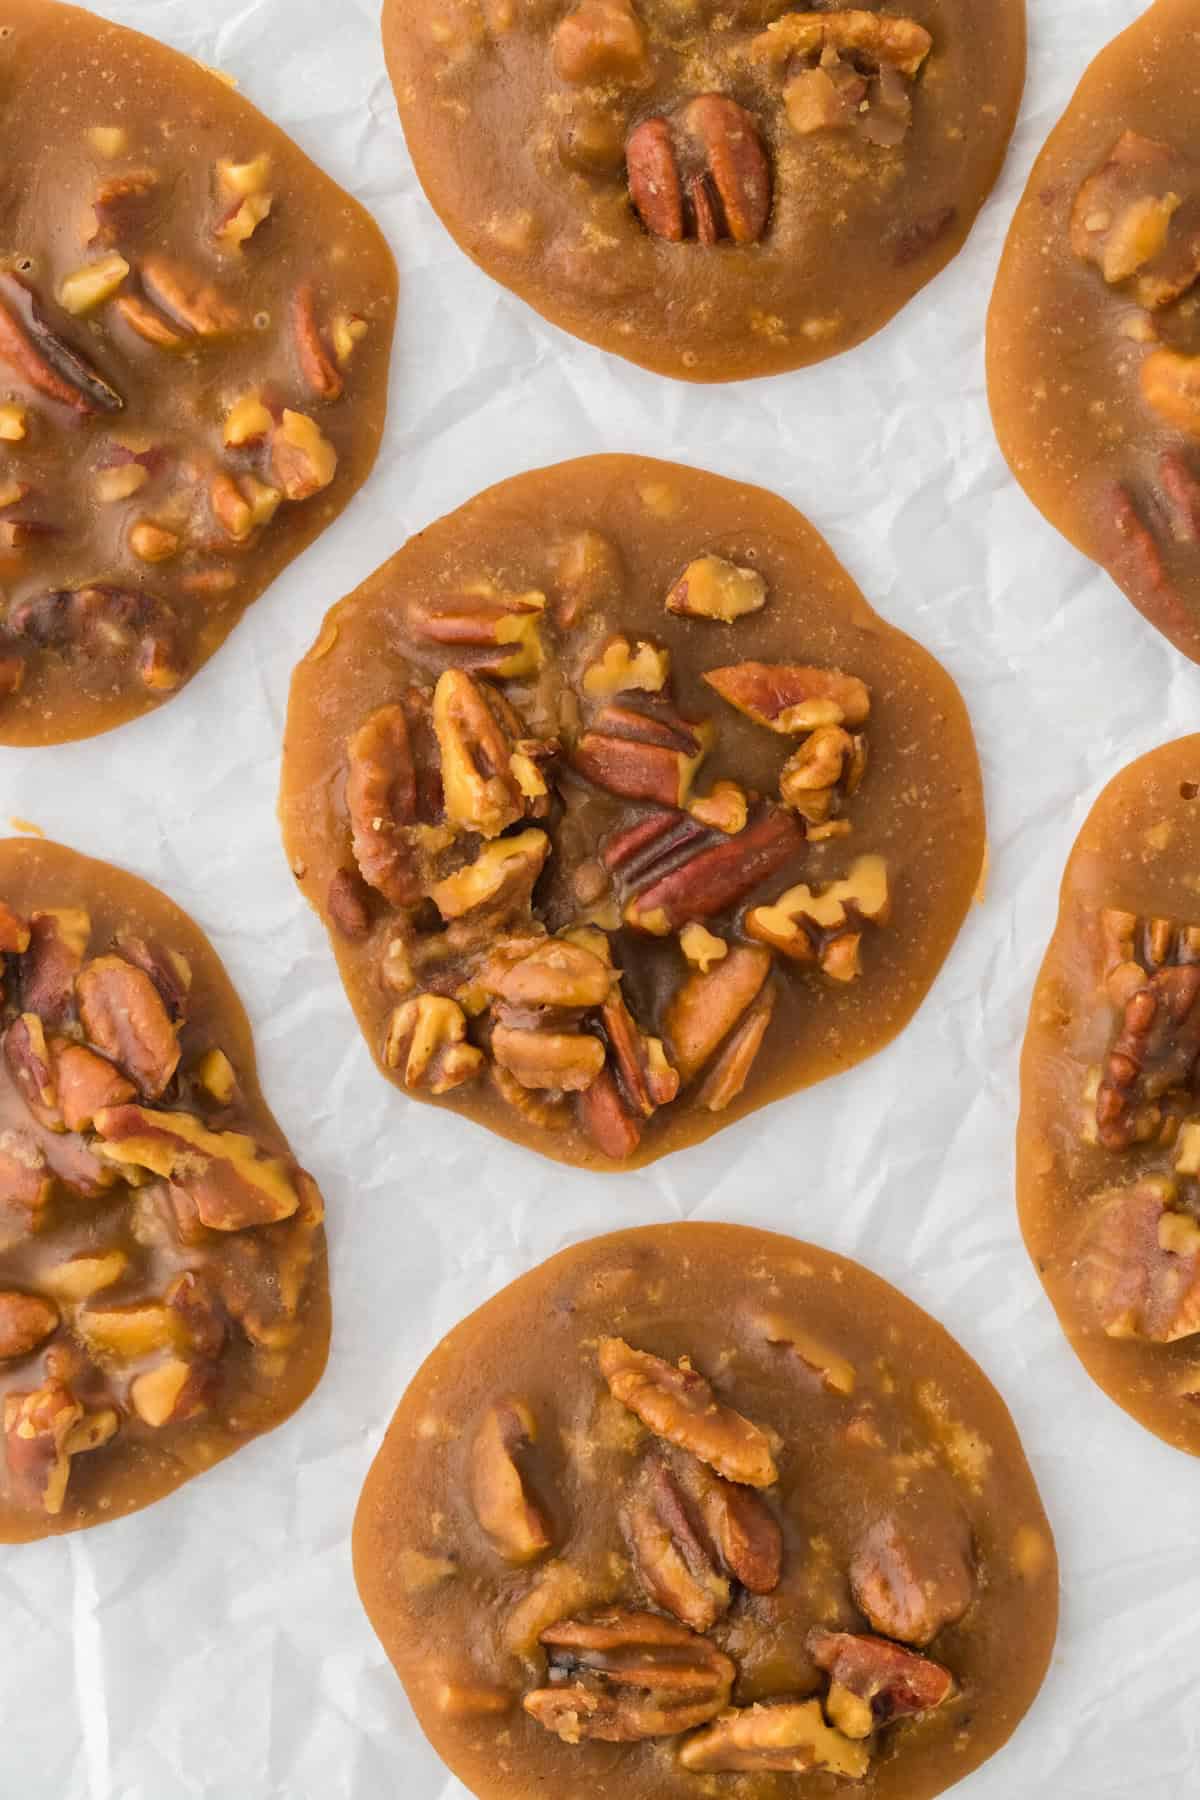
[2,0,1195,1795]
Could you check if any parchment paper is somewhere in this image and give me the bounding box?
[2,1,1195,1794]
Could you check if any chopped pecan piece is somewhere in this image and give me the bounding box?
[411,587,546,679]
[0,274,123,414]
[1076,1176,1200,1341]
[41,1252,128,1303]
[431,830,549,922]
[112,932,191,1020]
[582,636,669,699]
[77,955,180,1099]
[524,1611,735,1743]
[755,1310,856,1395]
[553,529,624,629]
[1141,347,1200,436]
[678,1700,870,1777]
[746,855,889,979]
[780,725,866,825]
[625,808,804,935]
[553,0,649,84]
[808,1629,955,1736]
[347,703,422,906]
[705,661,870,732]
[1071,131,1200,309]
[59,253,130,317]
[576,1065,643,1159]
[113,292,187,350]
[434,670,543,838]
[752,10,932,78]
[0,1291,59,1360]
[666,555,766,622]
[290,283,343,400]
[50,1041,134,1135]
[93,1104,301,1231]
[850,1514,974,1647]
[695,980,776,1112]
[0,902,30,954]
[598,1337,777,1486]
[0,654,24,697]
[327,867,374,940]
[140,255,241,337]
[130,1358,210,1428]
[679,923,727,972]
[270,410,338,501]
[384,995,485,1093]
[1096,964,1200,1148]
[628,96,771,247]
[4,1381,117,1515]
[664,944,772,1083]
[688,779,748,836]
[471,1397,553,1563]
[574,702,712,808]
[492,1024,605,1092]
[4,1014,59,1127]
[1158,453,1200,543]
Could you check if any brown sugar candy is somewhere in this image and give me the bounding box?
[0,0,397,745]
[989,0,1200,664]
[353,1222,1058,1799]
[0,838,329,1540]
[382,0,1025,381]
[1017,735,1200,1455]
[279,455,985,1171]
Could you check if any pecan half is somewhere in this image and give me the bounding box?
[327,867,374,940]
[627,96,771,246]
[140,256,241,337]
[553,529,625,629]
[678,1700,870,1777]
[624,808,804,935]
[754,1310,856,1396]
[625,1448,781,1629]
[850,1514,974,1647]
[600,989,679,1118]
[623,1456,731,1631]
[113,293,187,350]
[470,1398,554,1563]
[112,932,192,1020]
[1102,481,1196,648]
[664,944,772,1084]
[434,670,543,838]
[20,908,89,1023]
[1076,1176,1200,1342]
[0,274,123,414]
[524,1611,735,1743]
[384,995,485,1093]
[77,955,180,1099]
[576,1065,643,1159]
[269,410,338,502]
[598,1337,778,1487]
[483,937,616,1010]
[808,1629,955,1737]
[553,0,649,84]
[666,556,766,622]
[1071,131,1200,309]
[411,587,546,679]
[695,980,776,1112]
[291,283,343,401]
[492,1024,605,1092]
[1158,453,1200,543]
[574,702,712,808]
[1096,964,1200,1149]
[0,1128,52,1225]
[92,1104,301,1232]
[0,1291,59,1360]
[705,661,870,732]
[347,703,422,907]
[4,1381,117,1515]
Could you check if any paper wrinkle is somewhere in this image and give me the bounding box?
[1,0,1196,1794]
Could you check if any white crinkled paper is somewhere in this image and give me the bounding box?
[2,1,1197,1794]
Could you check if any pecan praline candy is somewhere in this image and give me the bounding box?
[280,455,985,1170]
[354,1222,1058,1799]
[383,0,1025,380]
